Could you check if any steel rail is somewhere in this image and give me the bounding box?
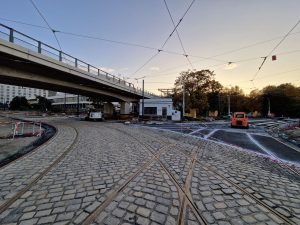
[109,127,208,225]
[172,146,297,225]
[135,126,298,224]
[81,145,173,225]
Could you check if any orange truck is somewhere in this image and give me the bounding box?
[231,112,249,128]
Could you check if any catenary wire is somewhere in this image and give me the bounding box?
[131,0,196,76]
[141,49,300,81]
[251,18,300,81]
[0,17,226,63]
[29,0,62,51]
[1,15,299,86]
[163,0,195,70]
[1,16,299,65]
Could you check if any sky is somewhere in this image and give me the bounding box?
[0,0,299,95]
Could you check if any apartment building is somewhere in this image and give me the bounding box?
[0,84,48,104]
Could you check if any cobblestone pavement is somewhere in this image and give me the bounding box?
[0,118,299,225]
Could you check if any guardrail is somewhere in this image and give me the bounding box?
[0,23,155,97]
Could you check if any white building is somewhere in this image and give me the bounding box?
[0,84,48,104]
[48,93,92,111]
[139,98,180,120]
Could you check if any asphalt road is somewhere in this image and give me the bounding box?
[143,119,300,165]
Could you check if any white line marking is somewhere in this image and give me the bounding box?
[246,133,276,158]
[189,127,205,135]
[204,129,219,139]
[139,124,299,166]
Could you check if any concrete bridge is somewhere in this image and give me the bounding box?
[0,24,154,102]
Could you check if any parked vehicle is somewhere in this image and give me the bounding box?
[231,112,248,128]
[85,108,102,121]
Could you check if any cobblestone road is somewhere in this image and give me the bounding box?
[0,118,299,225]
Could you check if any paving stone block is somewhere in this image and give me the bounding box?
[150,211,166,224]
[136,207,151,217]
[37,214,56,224]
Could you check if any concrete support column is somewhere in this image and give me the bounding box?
[120,102,131,115]
[103,102,114,116]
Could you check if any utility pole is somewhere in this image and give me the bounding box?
[77,94,79,117]
[182,82,185,120]
[227,95,231,117]
[64,93,66,113]
[267,97,271,117]
[142,79,144,120]
[218,92,220,117]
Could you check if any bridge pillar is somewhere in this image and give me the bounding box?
[103,102,114,119]
[120,102,131,115]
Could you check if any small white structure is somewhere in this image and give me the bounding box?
[171,110,181,121]
[140,98,179,120]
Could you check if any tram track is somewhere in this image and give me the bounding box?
[0,124,78,216]
[98,126,209,225]
[128,126,299,224]
[0,121,298,224]
[81,143,172,225]
[172,144,298,225]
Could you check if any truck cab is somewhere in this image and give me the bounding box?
[231,112,248,128]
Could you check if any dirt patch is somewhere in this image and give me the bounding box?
[0,116,56,167]
[0,137,38,162]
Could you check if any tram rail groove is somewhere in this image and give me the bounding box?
[142,123,300,178]
[172,146,297,225]
[0,125,78,215]
[178,147,202,225]
[112,127,208,225]
[131,126,298,224]
[81,143,175,225]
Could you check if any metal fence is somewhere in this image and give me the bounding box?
[0,23,155,97]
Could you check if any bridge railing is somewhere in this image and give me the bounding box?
[0,24,155,97]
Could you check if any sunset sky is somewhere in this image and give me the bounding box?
[0,0,299,95]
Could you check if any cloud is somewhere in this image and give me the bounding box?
[118,67,129,72]
[224,63,238,70]
[98,66,115,73]
[149,66,160,71]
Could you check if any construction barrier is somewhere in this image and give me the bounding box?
[12,121,42,139]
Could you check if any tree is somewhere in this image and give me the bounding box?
[207,80,223,112]
[36,96,52,112]
[173,70,218,115]
[261,83,300,117]
[247,89,262,113]
[9,96,30,110]
[217,86,248,115]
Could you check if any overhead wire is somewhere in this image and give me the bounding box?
[143,48,300,83]
[251,18,300,81]
[163,0,195,70]
[0,17,48,30]
[1,13,299,87]
[1,16,299,64]
[0,17,227,63]
[131,0,196,76]
[3,14,296,83]
[29,0,62,50]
